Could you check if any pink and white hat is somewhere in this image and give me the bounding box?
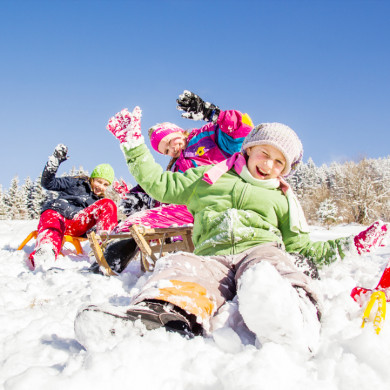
[241,122,303,176]
[148,122,185,152]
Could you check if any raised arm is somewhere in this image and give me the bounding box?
[177,90,253,155]
[106,106,207,205]
[41,144,75,191]
[176,90,220,122]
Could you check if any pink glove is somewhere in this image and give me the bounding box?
[106,106,144,147]
[354,220,390,254]
[112,179,130,199]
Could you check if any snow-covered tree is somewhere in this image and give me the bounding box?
[332,159,388,224]
[5,176,26,220]
[31,174,46,219]
[316,199,340,229]
[22,177,35,219]
[64,165,89,177]
[0,186,8,220]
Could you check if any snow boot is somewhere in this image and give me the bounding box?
[89,237,139,274]
[74,300,202,349]
[123,300,201,336]
[27,244,56,271]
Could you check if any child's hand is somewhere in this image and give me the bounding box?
[177,90,220,122]
[354,220,390,254]
[112,179,130,199]
[52,144,68,164]
[45,144,68,173]
[106,106,144,148]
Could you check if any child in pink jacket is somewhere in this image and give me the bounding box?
[90,92,253,274]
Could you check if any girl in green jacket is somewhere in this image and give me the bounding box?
[76,108,389,353]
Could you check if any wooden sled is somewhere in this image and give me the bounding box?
[87,225,194,276]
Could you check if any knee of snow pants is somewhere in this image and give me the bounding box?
[65,198,118,237]
[36,209,67,257]
[131,252,236,325]
[234,243,320,306]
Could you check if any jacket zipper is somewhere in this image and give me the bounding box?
[231,184,249,254]
[229,209,236,255]
[237,183,248,209]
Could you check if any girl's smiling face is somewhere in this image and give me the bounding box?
[90,177,110,196]
[158,132,187,158]
[246,144,286,180]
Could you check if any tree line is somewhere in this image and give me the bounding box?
[287,156,390,227]
[1,157,389,227]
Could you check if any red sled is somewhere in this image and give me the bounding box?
[351,259,390,306]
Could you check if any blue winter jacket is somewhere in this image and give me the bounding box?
[40,163,101,219]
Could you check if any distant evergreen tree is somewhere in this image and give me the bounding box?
[316,199,340,229]
[76,165,89,177]
[22,177,35,219]
[6,177,26,220]
[303,158,321,191]
[31,174,46,219]
[288,158,321,199]
[316,164,329,188]
[0,186,8,220]
[326,162,343,191]
[64,165,89,177]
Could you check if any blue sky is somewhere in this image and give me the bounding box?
[1,0,389,189]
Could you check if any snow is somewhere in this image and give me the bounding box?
[1,220,390,389]
[237,261,321,354]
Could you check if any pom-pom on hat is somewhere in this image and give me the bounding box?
[241,113,254,128]
[148,122,185,153]
[241,123,303,176]
[90,163,115,184]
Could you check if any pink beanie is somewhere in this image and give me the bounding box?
[148,122,185,152]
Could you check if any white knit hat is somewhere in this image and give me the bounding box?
[241,123,303,176]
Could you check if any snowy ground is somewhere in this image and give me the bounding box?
[1,220,390,390]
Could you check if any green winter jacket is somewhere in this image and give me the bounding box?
[123,144,354,266]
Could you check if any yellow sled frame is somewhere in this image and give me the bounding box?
[361,291,387,335]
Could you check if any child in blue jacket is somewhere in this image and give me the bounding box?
[28,144,118,271]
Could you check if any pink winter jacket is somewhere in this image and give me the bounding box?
[172,110,252,173]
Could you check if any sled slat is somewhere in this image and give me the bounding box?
[87,232,117,276]
[89,225,194,275]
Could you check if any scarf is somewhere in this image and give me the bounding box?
[203,153,310,234]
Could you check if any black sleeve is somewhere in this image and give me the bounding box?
[119,191,157,217]
[41,163,80,192]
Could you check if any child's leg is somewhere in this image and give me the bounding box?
[131,252,235,330]
[235,243,317,296]
[32,209,67,258]
[234,243,321,353]
[65,199,118,236]
[76,252,235,341]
